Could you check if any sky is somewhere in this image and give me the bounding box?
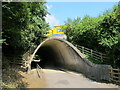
[45,2,118,28]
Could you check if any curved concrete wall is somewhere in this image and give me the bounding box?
[30,38,111,81]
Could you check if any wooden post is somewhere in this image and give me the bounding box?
[100,53,103,62]
[118,68,120,85]
[91,49,93,56]
[75,45,77,48]
[109,68,111,82]
[110,67,113,82]
[82,46,84,54]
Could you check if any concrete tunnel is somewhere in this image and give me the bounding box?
[30,38,111,81]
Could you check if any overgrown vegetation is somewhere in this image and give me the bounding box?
[2,2,50,57]
[2,66,28,89]
[63,4,120,67]
[2,56,28,89]
[2,2,49,88]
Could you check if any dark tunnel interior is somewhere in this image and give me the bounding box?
[31,45,61,69]
[31,61,37,69]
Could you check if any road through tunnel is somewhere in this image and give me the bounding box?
[30,38,111,81]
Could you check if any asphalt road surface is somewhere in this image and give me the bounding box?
[42,68,118,88]
[22,68,118,88]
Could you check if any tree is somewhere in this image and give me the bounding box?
[63,4,120,67]
[2,2,49,56]
[98,5,120,67]
[64,16,103,50]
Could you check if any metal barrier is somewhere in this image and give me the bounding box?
[36,64,44,78]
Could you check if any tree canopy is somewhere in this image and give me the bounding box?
[63,5,120,67]
[2,2,50,55]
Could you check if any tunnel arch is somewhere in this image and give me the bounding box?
[29,38,111,81]
[30,38,92,69]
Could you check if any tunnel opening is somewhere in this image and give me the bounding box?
[31,45,61,69]
[31,39,76,71]
[31,39,78,71]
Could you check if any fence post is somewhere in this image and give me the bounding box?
[82,46,84,54]
[110,67,113,82]
[100,53,103,62]
[91,49,93,56]
[75,45,77,48]
[109,68,111,82]
[118,68,120,85]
